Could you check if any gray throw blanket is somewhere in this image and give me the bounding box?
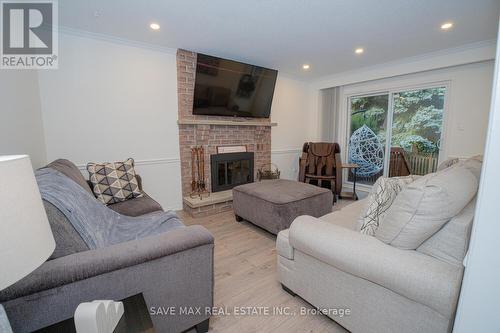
[36,168,184,249]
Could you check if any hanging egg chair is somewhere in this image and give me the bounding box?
[348,125,385,177]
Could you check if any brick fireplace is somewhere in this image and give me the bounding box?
[176,49,273,217]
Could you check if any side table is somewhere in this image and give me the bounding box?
[339,163,359,200]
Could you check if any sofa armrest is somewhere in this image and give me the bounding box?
[277,230,294,259]
[289,216,463,318]
[0,225,213,301]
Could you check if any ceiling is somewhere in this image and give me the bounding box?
[59,0,500,80]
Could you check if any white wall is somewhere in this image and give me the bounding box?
[36,32,315,209]
[0,70,47,169]
[453,28,500,332]
[333,61,495,162]
[271,74,315,180]
[37,33,182,210]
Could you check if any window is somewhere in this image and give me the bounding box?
[348,87,446,185]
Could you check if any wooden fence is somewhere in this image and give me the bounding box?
[405,152,439,175]
[348,150,439,185]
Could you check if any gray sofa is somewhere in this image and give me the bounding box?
[0,159,214,333]
[277,158,481,333]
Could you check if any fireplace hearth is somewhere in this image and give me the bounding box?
[210,152,254,192]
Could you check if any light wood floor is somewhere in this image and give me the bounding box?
[178,202,353,333]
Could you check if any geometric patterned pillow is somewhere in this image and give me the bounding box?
[358,175,418,236]
[87,158,143,205]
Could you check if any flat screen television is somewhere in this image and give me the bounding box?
[193,53,278,118]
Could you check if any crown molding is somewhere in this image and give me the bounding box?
[56,26,313,81]
[58,26,177,55]
[313,39,497,89]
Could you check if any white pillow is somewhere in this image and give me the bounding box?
[437,155,482,179]
[457,155,483,180]
[358,176,418,236]
[375,166,478,250]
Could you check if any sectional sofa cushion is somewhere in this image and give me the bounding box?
[320,198,367,230]
[87,158,143,205]
[45,160,94,259]
[416,156,482,264]
[44,201,90,259]
[417,199,476,265]
[375,166,478,250]
[47,159,93,194]
[108,193,163,217]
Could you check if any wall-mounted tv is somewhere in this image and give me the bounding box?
[193,53,278,118]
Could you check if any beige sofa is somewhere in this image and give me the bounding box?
[277,164,479,333]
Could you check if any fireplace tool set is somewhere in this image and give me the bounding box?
[190,146,210,199]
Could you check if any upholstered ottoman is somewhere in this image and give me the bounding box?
[232,179,333,234]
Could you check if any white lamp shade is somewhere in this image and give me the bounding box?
[0,155,55,290]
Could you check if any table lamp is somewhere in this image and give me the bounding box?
[0,155,56,332]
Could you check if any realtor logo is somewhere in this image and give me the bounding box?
[1,0,58,69]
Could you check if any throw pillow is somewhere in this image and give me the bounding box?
[375,166,478,250]
[436,157,459,171]
[457,155,483,180]
[87,158,143,205]
[46,159,94,195]
[358,176,417,236]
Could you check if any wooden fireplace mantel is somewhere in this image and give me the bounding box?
[177,119,278,127]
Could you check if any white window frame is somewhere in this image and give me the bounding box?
[340,80,451,191]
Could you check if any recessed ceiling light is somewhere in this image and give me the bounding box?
[302,64,310,70]
[355,48,364,54]
[150,23,160,31]
[441,22,453,30]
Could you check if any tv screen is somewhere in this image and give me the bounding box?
[193,53,278,118]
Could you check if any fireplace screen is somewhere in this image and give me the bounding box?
[210,152,254,192]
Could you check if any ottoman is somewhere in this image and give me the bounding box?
[232,179,333,234]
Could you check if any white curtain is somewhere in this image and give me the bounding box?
[319,86,342,143]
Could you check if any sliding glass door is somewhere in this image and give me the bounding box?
[348,94,389,185]
[390,87,445,176]
[348,86,446,185]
